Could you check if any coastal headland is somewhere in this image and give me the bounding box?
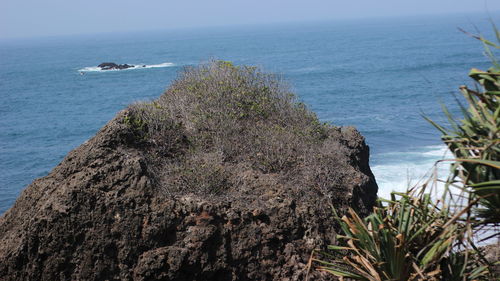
[0,61,378,280]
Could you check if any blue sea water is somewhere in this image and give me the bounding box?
[0,13,497,213]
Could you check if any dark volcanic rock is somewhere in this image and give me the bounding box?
[98,62,134,70]
[0,63,378,281]
[0,113,377,281]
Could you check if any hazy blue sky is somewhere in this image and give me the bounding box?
[1,0,500,39]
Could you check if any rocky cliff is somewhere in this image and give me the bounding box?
[0,61,378,280]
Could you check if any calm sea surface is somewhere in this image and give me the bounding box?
[0,13,497,213]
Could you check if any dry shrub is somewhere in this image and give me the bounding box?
[125,102,188,158]
[303,136,353,200]
[124,60,353,198]
[161,151,232,195]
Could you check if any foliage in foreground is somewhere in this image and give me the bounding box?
[315,190,489,280]
[426,67,500,225]
[313,28,500,280]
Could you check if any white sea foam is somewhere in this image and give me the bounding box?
[79,66,102,72]
[372,145,452,200]
[145,62,175,68]
[78,62,175,73]
[421,145,449,157]
[373,146,497,246]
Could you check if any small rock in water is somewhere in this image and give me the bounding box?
[98,62,134,70]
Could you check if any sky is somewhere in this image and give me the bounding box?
[1,0,500,39]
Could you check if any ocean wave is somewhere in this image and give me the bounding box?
[371,145,452,199]
[78,62,175,72]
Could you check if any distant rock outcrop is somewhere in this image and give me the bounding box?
[98,62,134,70]
[0,61,378,280]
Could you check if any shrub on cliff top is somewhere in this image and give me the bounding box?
[124,60,358,200]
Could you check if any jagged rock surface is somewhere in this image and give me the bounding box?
[98,62,134,70]
[0,109,377,281]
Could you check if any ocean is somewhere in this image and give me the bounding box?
[0,13,496,213]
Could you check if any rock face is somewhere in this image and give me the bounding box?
[98,62,134,70]
[0,62,378,281]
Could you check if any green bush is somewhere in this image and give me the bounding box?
[313,28,500,280]
[425,28,500,225]
[427,68,500,225]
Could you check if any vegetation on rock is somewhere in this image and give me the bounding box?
[124,60,376,210]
